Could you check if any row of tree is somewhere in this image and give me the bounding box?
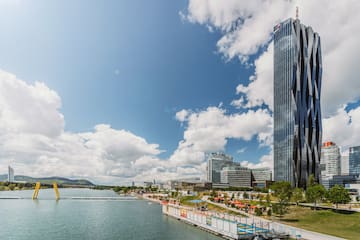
[271,178,352,216]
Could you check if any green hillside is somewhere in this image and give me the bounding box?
[0,174,94,186]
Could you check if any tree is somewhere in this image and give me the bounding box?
[210,190,217,197]
[243,191,249,199]
[306,184,326,209]
[267,208,272,216]
[270,181,292,216]
[307,174,316,187]
[266,194,271,206]
[292,188,304,206]
[327,185,351,209]
[255,207,262,216]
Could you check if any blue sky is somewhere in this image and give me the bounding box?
[0,0,266,163]
[0,0,359,184]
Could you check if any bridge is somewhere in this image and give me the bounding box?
[0,182,138,201]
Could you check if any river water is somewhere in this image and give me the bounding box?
[0,189,222,240]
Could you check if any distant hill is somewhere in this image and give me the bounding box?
[0,174,94,186]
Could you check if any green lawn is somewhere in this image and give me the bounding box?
[276,206,360,239]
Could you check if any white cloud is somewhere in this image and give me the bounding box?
[175,109,190,122]
[0,70,64,137]
[323,106,360,154]
[170,107,272,173]
[237,147,246,154]
[185,0,292,61]
[231,42,274,110]
[0,70,165,184]
[1,69,238,184]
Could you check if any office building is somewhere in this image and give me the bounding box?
[251,167,272,182]
[320,142,341,178]
[251,167,272,188]
[321,174,360,190]
[273,17,322,188]
[207,152,234,184]
[8,165,14,182]
[220,166,251,188]
[349,146,360,176]
[341,155,349,175]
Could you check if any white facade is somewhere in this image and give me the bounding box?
[220,166,251,188]
[251,167,272,181]
[320,142,341,177]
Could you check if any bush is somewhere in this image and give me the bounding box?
[267,208,272,216]
[255,207,262,216]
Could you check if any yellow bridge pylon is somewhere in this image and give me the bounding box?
[53,182,60,200]
[32,182,41,200]
[32,181,60,200]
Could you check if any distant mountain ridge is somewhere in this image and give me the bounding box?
[0,174,94,186]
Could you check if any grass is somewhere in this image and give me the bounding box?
[274,206,360,239]
[179,195,202,206]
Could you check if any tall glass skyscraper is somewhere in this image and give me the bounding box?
[349,146,360,176]
[273,18,322,188]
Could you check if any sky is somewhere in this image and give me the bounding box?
[0,0,360,185]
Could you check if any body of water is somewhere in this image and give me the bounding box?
[0,189,222,240]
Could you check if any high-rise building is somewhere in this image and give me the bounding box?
[220,166,252,188]
[273,18,322,188]
[251,167,272,182]
[207,152,234,184]
[8,165,14,182]
[341,155,349,175]
[349,146,360,176]
[320,142,341,178]
[251,167,273,189]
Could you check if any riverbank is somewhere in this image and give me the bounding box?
[202,197,345,240]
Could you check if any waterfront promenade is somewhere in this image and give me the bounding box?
[202,197,345,240]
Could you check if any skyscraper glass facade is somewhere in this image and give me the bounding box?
[274,18,322,188]
[349,146,360,176]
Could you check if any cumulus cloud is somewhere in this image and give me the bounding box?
[0,71,64,137]
[175,109,190,122]
[323,106,360,154]
[185,0,291,61]
[231,42,274,110]
[0,70,165,184]
[170,107,272,171]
